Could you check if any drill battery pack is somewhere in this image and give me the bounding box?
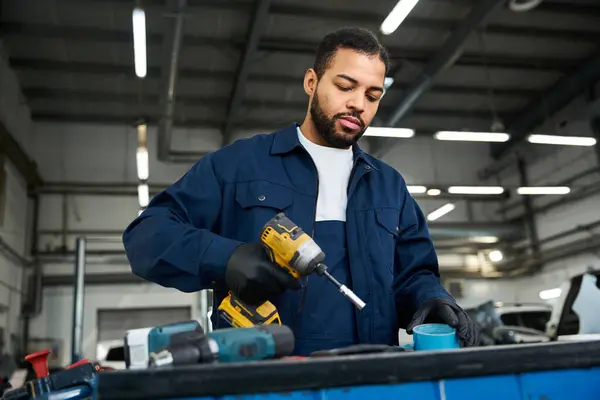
[218,292,281,328]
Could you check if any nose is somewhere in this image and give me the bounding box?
[346,92,365,113]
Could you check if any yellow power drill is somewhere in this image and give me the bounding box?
[218,212,366,328]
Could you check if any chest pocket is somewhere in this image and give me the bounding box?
[235,180,294,210]
[374,208,400,275]
[234,180,294,241]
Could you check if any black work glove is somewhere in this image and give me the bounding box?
[225,242,301,305]
[407,298,479,347]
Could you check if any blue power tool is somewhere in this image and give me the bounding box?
[124,320,202,369]
[3,351,97,400]
[148,324,295,367]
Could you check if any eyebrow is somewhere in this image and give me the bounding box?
[336,74,384,93]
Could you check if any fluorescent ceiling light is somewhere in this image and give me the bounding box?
[384,77,395,90]
[539,288,562,300]
[427,188,441,196]
[488,250,503,262]
[138,209,144,217]
[132,7,147,78]
[407,185,427,194]
[527,134,597,146]
[427,203,455,221]
[448,186,505,195]
[382,77,395,98]
[434,131,510,142]
[136,146,149,180]
[364,127,415,138]
[380,0,420,35]
[470,236,499,244]
[138,184,149,208]
[517,186,570,195]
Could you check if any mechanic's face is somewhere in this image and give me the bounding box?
[305,48,386,148]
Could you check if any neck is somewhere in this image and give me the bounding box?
[299,116,329,147]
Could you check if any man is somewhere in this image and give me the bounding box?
[123,27,478,356]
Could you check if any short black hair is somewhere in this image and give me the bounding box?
[313,27,391,79]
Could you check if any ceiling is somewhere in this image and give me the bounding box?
[1,0,600,157]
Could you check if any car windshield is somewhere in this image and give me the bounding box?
[500,311,551,332]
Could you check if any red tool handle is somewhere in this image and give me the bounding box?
[66,359,91,370]
[24,349,51,378]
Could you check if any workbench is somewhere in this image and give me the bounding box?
[97,339,600,400]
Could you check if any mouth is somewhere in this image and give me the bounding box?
[338,116,362,131]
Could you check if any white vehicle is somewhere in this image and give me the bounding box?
[494,302,553,343]
[546,270,600,342]
[467,269,600,346]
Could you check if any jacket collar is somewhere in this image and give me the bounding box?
[270,123,379,171]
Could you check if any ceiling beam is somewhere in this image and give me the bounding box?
[222,0,270,146]
[50,0,600,39]
[51,0,600,19]
[490,47,600,159]
[267,3,600,43]
[385,0,502,129]
[29,111,505,138]
[1,23,575,72]
[23,89,518,121]
[12,60,541,98]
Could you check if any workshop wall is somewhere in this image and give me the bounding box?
[0,40,34,353]
[462,93,600,307]
[0,161,29,353]
[29,284,200,366]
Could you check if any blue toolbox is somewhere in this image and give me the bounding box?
[96,339,600,400]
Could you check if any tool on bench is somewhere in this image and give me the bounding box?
[218,212,366,327]
[148,324,295,368]
[3,350,98,400]
[124,320,203,370]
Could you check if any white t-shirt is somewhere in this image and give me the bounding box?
[297,127,354,222]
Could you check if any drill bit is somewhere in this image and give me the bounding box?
[315,265,366,310]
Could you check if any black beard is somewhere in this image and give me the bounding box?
[309,87,367,148]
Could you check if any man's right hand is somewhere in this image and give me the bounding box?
[225,242,301,305]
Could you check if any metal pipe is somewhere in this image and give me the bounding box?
[517,157,540,263]
[61,194,68,252]
[157,0,187,162]
[592,118,600,168]
[496,166,599,215]
[537,219,600,247]
[71,237,87,363]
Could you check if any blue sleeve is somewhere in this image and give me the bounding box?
[393,183,454,328]
[122,153,243,292]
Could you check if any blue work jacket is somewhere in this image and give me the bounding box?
[123,123,453,347]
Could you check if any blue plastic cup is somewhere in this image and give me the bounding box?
[412,323,460,351]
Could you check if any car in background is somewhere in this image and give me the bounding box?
[494,302,553,343]
[547,269,600,342]
[467,269,600,346]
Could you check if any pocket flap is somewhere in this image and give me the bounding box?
[375,208,400,236]
[235,180,294,210]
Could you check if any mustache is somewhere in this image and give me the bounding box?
[334,112,365,128]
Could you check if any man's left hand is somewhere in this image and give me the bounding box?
[406,298,479,347]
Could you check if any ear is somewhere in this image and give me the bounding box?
[303,68,318,96]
